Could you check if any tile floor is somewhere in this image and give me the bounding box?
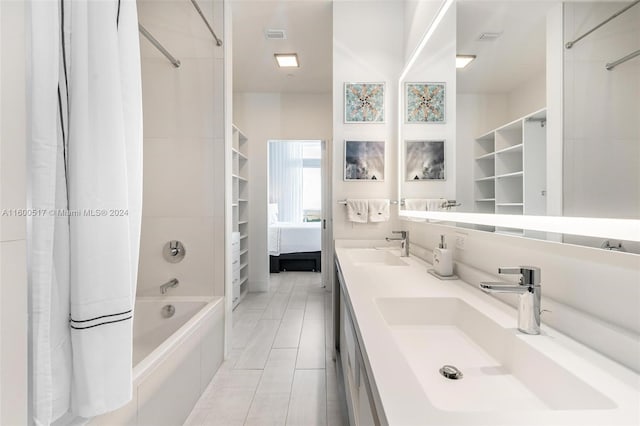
[183,272,347,426]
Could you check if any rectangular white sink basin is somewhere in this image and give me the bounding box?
[375,297,615,412]
[347,248,408,266]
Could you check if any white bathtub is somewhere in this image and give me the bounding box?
[92,296,225,426]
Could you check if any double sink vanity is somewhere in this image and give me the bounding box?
[333,240,639,425]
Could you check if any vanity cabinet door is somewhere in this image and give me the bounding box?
[340,293,359,424]
[342,297,357,385]
[340,286,379,425]
[357,360,376,426]
[336,258,382,425]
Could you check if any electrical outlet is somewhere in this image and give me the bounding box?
[455,234,466,250]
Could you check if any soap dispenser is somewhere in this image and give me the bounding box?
[433,235,453,277]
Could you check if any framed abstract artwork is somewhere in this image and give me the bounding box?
[344,82,385,123]
[405,140,445,180]
[405,82,446,123]
[344,140,385,181]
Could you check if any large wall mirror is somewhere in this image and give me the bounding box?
[398,0,640,253]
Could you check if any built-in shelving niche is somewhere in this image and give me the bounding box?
[473,109,547,237]
[232,125,249,308]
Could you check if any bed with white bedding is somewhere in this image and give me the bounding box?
[269,221,321,272]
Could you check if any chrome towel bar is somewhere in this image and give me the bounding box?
[336,199,461,209]
[337,200,400,205]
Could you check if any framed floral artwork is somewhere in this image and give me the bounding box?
[406,82,446,123]
[344,82,385,123]
[344,140,385,181]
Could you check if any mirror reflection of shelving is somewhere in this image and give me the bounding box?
[473,109,547,236]
[232,125,249,308]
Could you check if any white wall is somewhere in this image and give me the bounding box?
[233,92,332,291]
[0,1,28,424]
[136,0,226,298]
[332,0,405,242]
[506,70,546,123]
[401,5,456,200]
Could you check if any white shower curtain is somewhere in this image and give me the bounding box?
[269,141,304,223]
[29,0,142,423]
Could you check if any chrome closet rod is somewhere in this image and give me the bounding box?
[138,24,181,68]
[606,49,640,70]
[565,0,640,49]
[189,0,223,46]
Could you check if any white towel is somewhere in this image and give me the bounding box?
[346,199,369,223]
[426,198,447,223]
[426,198,447,211]
[404,199,428,211]
[368,199,390,222]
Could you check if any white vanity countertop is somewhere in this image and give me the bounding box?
[334,240,640,426]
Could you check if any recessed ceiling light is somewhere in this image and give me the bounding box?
[456,55,476,69]
[274,53,299,68]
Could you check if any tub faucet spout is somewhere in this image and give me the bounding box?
[160,278,179,295]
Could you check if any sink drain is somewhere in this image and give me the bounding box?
[439,365,463,380]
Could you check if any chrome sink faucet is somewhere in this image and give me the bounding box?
[480,266,541,335]
[160,278,179,295]
[386,231,410,257]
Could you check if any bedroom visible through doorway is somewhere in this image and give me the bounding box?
[268,140,324,277]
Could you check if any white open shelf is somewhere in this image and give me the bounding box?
[232,125,249,309]
[476,152,496,160]
[495,143,523,155]
[473,108,547,234]
[496,171,524,179]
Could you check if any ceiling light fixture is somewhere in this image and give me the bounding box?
[274,53,299,68]
[456,55,476,68]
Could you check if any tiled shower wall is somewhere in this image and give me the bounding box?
[136,0,225,297]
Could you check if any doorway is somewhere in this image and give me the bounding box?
[267,140,329,287]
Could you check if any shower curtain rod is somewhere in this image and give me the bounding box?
[606,49,640,71]
[190,0,223,46]
[138,24,181,68]
[565,0,639,49]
